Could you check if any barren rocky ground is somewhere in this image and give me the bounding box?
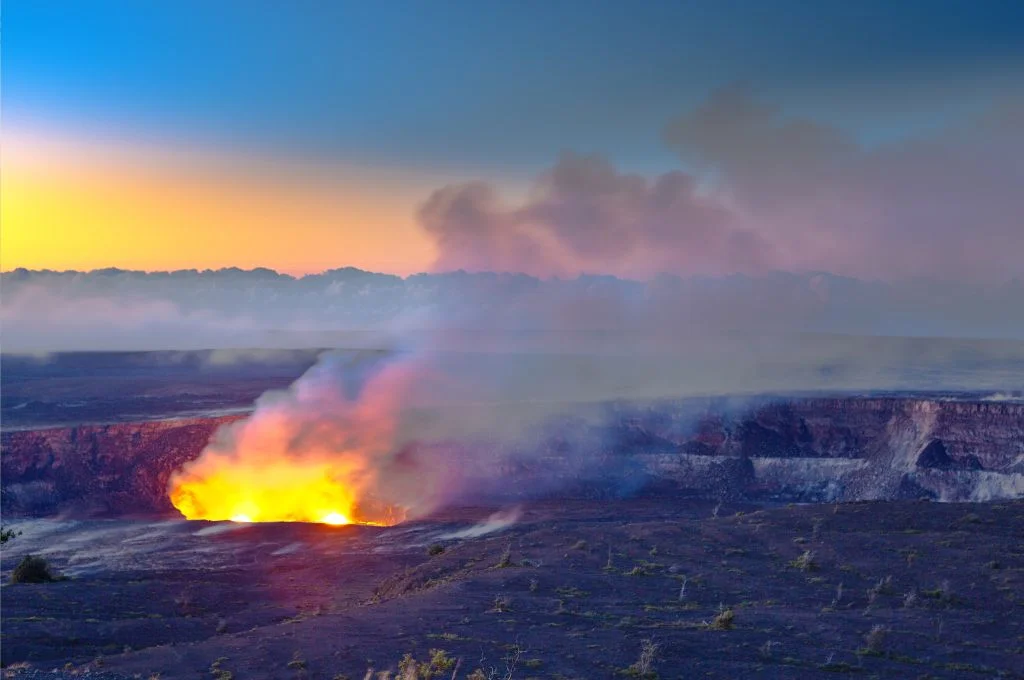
[3,498,1022,679]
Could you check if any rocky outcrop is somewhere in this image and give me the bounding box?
[624,397,1024,502]
[1,397,1021,515]
[1,415,243,515]
[916,439,982,471]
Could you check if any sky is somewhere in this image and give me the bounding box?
[2,0,1023,277]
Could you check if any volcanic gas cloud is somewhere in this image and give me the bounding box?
[168,354,448,525]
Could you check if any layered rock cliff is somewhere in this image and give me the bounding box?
[2,397,1021,516]
[1,415,243,515]
[622,397,1024,502]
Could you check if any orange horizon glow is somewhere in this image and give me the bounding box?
[0,126,438,276]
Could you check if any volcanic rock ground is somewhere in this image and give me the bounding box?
[2,500,1023,679]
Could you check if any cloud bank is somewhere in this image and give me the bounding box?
[4,266,1024,353]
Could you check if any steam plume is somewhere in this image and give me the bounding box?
[48,89,1020,521]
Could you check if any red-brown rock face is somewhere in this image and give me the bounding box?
[1,416,243,516]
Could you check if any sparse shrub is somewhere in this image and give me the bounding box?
[398,653,418,679]
[706,606,735,631]
[789,550,818,572]
[528,578,539,592]
[820,660,857,673]
[903,590,918,608]
[286,652,307,670]
[210,657,233,680]
[400,649,457,679]
[620,638,658,678]
[1,526,21,544]
[866,575,893,605]
[759,641,779,660]
[427,544,445,556]
[495,543,513,569]
[861,624,888,656]
[830,582,844,609]
[626,565,648,576]
[11,555,57,584]
[175,588,197,615]
[933,616,944,643]
[490,595,511,613]
[921,579,954,604]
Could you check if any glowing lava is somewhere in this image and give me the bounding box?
[167,355,418,527]
[321,512,350,525]
[170,457,402,525]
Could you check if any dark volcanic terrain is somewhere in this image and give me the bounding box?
[2,500,1023,678]
[0,350,325,430]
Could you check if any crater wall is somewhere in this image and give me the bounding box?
[2,397,1021,516]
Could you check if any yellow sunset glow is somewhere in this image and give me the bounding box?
[0,128,436,275]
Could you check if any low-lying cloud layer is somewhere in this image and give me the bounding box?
[3,267,1023,353]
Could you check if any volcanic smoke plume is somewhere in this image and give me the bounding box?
[168,353,458,525]
[164,88,1024,525]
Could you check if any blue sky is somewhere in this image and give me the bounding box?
[6,0,1023,174]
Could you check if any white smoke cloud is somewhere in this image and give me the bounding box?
[438,507,523,539]
[419,152,770,278]
[663,87,1024,282]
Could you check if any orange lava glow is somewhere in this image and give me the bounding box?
[169,458,399,525]
[167,358,423,527]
